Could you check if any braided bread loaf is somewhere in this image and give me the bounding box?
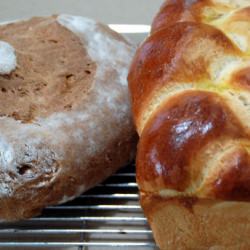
[128,0,250,249]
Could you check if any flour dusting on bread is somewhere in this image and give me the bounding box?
[0,136,14,168]
[56,14,134,126]
[0,40,16,74]
[0,15,136,221]
[56,14,131,65]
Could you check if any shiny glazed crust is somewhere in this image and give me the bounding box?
[128,0,250,249]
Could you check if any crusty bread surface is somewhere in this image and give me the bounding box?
[0,15,136,221]
[128,0,250,249]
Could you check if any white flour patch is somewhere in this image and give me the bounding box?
[0,41,17,74]
[0,137,14,168]
[57,15,134,113]
[57,15,132,67]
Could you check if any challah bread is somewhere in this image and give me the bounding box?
[0,15,136,221]
[128,0,250,249]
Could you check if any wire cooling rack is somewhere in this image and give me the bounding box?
[0,23,154,249]
[0,164,157,250]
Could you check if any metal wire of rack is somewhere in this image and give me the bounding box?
[0,164,157,250]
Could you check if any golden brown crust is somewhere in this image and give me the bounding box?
[128,21,242,134]
[151,0,208,33]
[128,0,250,248]
[232,67,250,90]
[136,90,248,196]
[141,194,250,250]
[151,0,250,34]
[201,147,250,201]
[129,0,250,199]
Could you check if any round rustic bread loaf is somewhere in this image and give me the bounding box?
[0,15,136,221]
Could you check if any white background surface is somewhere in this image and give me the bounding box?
[0,0,163,26]
[0,0,164,249]
[0,0,164,45]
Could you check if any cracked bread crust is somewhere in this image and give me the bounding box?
[0,15,136,221]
